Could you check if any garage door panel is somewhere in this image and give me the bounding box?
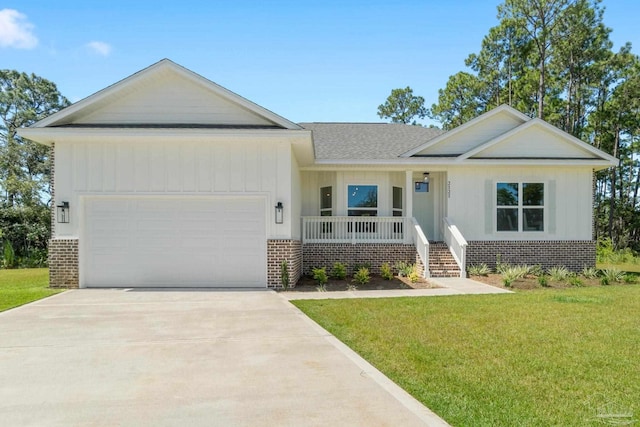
[84,197,266,287]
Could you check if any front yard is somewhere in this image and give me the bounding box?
[0,268,59,312]
[293,285,639,426]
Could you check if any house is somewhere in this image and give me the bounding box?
[18,59,618,288]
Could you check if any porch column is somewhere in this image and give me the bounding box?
[405,170,413,219]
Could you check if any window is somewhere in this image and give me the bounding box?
[320,186,332,216]
[348,185,377,216]
[392,186,403,217]
[497,182,544,232]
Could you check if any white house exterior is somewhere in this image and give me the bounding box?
[18,60,618,288]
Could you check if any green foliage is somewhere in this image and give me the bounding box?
[597,238,639,264]
[353,261,372,272]
[280,260,289,290]
[528,265,544,277]
[547,266,571,282]
[2,241,16,269]
[380,262,394,280]
[537,275,549,287]
[330,262,347,280]
[467,263,491,276]
[408,268,420,283]
[581,266,599,279]
[352,267,370,286]
[601,268,625,284]
[395,261,413,277]
[623,274,637,284]
[568,276,584,287]
[312,267,328,286]
[377,87,427,125]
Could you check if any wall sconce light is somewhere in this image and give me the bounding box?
[275,202,284,224]
[57,201,70,223]
[423,172,430,184]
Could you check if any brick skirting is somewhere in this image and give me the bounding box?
[267,240,302,288]
[466,240,596,272]
[49,238,79,288]
[302,243,420,276]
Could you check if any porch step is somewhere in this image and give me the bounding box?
[429,243,462,278]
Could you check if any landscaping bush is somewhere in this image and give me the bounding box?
[352,267,370,287]
[380,262,394,280]
[312,267,328,289]
[330,262,347,280]
[280,260,289,290]
[395,261,413,277]
[547,266,571,282]
[467,263,491,276]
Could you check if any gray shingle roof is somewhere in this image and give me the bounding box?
[299,123,443,160]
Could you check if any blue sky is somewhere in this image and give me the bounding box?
[3,0,639,126]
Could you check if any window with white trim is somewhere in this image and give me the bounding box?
[348,185,377,216]
[496,182,544,232]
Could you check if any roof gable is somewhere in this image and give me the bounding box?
[458,119,618,164]
[32,59,300,130]
[402,105,530,157]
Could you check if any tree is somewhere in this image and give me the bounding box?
[0,70,69,266]
[377,87,427,125]
[429,72,486,130]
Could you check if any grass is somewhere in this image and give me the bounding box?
[292,286,640,426]
[597,262,640,273]
[0,268,60,312]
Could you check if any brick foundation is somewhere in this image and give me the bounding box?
[302,243,419,276]
[466,240,596,272]
[267,240,302,288]
[48,238,79,288]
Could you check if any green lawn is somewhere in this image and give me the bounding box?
[293,286,640,426]
[0,268,60,312]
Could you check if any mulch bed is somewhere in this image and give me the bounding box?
[470,273,602,290]
[285,274,439,292]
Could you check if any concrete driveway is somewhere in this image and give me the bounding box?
[0,289,448,426]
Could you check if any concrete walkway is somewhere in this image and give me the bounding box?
[282,277,511,300]
[0,289,449,427]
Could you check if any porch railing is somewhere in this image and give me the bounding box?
[410,217,430,278]
[443,217,468,278]
[302,216,409,244]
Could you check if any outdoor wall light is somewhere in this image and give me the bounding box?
[423,172,430,184]
[275,201,284,224]
[57,201,70,223]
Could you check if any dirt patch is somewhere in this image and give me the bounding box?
[286,274,439,292]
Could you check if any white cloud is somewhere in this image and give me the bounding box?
[0,9,38,49]
[86,41,112,57]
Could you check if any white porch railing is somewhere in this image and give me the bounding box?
[302,216,409,244]
[410,217,430,278]
[443,217,468,278]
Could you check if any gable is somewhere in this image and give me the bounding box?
[32,59,300,129]
[71,73,275,126]
[406,105,530,157]
[467,124,600,159]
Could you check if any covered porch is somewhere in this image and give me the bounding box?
[299,170,467,277]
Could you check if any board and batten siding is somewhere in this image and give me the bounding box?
[446,165,593,241]
[53,138,294,239]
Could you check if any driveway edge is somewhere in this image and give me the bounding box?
[280,294,451,427]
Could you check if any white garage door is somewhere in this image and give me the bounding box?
[83,197,266,287]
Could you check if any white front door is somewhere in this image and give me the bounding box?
[83,197,266,287]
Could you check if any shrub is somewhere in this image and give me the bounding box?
[568,276,584,287]
[597,238,639,264]
[547,266,570,282]
[312,267,328,286]
[529,265,544,277]
[395,261,413,277]
[408,268,420,283]
[581,266,599,279]
[538,275,549,287]
[601,268,624,284]
[502,276,514,287]
[467,263,491,276]
[352,267,370,286]
[624,274,637,284]
[280,260,290,290]
[380,262,394,280]
[600,276,610,286]
[2,241,16,269]
[502,265,529,280]
[330,262,347,280]
[353,262,372,272]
